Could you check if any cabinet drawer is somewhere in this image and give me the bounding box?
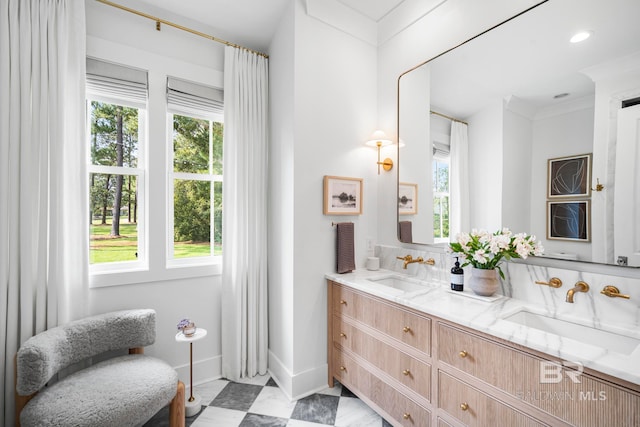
[438,322,640,426]
[438,371,545,427]
[333,349,430,426]
[332,347,371,396]
[332,282,431,355]
[333,315,431,400]
[370,369,431,427]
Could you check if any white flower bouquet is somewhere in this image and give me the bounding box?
[449,228,544,278]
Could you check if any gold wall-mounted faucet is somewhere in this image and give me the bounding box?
[600,285,630,299]
[566,281,589,303]
[396,255,422,269]
[396,255,436,269]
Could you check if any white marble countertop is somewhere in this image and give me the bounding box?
[326,269,640,387]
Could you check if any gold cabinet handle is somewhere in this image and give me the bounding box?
[339,300,347,305]
[339,333,347,338]
[535,277,562,288]
[402,369,411,376]
[402,413,411,420]
[459,350,468,358]
[339,366,346,371]
[460,402,469,411]
[403,326,411,333]
[601,285,630,299]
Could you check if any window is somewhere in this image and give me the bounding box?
[166,77,224,265]
[86,58,147,270]
[433,143,450,242]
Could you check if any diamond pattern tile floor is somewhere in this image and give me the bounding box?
[144,375,393,427]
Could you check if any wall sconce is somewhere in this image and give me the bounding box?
[366,130,393,174]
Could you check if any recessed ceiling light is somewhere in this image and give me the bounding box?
[570,31,592,43]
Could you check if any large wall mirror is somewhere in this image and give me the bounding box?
[397,0,640,267]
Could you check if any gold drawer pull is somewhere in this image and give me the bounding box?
[402,413,411,420]
[402,369,411,376]
[340,333,347,338]
[460,402,469,411]
[403,326,411,333]
[339,366,346,371]
[459,350,468,358]
[339,300,347,305]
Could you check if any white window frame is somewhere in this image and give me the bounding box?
[87,94,148,274]
[166,108,224,269]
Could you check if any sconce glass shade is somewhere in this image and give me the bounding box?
[365,130,393,148]
[366,130,393,174]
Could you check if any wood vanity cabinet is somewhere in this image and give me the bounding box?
[437,322,640,427]
[327,280,640,427]
[328,281,433,426]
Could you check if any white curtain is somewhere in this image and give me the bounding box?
[0,1,88,424]
[221,46,269,380]
[449,121,470,239]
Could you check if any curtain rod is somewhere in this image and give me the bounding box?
[430,110,468,125]
[96,0,269,59]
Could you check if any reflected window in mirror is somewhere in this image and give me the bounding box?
[432,145,450,243]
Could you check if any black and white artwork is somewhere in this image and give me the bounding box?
[547,153,592,198]
[547,200,590,241]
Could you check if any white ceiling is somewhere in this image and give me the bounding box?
[337,0,405,22]
[132,0,405,52]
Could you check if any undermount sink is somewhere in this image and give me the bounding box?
[367,275,431,293]
[502,309,640,355]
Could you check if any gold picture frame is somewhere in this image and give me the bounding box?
[398,182,418,215]
[323,175,363,215]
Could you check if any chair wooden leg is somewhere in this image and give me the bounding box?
[169,380,185,427]
[15,355,36,427]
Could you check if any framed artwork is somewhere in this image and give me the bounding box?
[547,200,590,242]
[398,182,418,215]
[323,175,363,215]
[547,153,592,198]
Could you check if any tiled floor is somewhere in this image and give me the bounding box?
[145,374,392,427]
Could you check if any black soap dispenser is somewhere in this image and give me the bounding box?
[451,257,464,291]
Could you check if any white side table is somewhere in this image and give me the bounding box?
[175,328,207,417]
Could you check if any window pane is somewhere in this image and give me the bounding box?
[90,101,140,167]
[433,160,449,193]
[213,180,223,255]
[90,173,139,264]
[174,179,211,258]
[212,121,223,175]
[173,115,210,173]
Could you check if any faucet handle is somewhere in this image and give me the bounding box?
[397,255,412,261]
[421,258,436,266]
[535,277,562,288]
[600,285,630,299]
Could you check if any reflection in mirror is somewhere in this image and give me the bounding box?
[397,0,640,266]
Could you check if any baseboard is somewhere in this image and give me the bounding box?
[174,355,221,388]
[268,350,329,401]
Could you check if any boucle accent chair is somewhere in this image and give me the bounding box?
[15,309,185,427]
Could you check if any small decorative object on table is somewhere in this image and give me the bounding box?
[449,228,544,297]
[177,318,196,337]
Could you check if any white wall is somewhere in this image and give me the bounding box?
[267,0,379,399]
[502,105,533,233]
[267,0,296,394]
[530,107,594,260]
[85,0,223,387]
